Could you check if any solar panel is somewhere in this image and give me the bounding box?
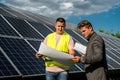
[65,29,87,45]
[0,16,19,36]
[0,37,45,75]
[45,24,56,31]
[27,40,41,51]
[27,21,52,37]
[97,32,120,69]
[0,5,37,21]
[4,16,43,39]
[0,8,14,17]
[106,55,120,69]
[0,47,19,77]
[69,64,83,72]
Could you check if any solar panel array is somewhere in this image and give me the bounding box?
[0,3,120,78]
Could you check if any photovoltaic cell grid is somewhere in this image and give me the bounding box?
[98,33,120,69]
[0,16,19,36]
[0,3,120,78]
[0,8,13,17]
[27,40,41,51]
[5,16,43,39]
[27,21,53,37]
[0,3,56,24]
[0,37,45,76]
[0,49,19,77]
[65,29,87,45]
[0,3,36,21]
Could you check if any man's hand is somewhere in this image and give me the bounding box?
[72,56,81,63]
[35,52,43,58]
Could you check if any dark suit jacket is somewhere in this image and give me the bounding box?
[81,32,109,80]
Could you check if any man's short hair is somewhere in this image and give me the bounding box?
[77,20,92,29]
[56,17,66,23]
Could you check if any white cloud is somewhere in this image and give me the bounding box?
[1,0,120,19]
[60,2,73,10]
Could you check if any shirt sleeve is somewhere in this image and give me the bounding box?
[68,36,74,50]
[43,36,47,44]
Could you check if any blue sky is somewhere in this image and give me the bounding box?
[0,0,120,33]
[68,5,120,33]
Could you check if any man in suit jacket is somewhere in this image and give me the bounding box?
[72,20,109,80]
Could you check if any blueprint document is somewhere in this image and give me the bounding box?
[38,42,75,67]
[74,42,86,54]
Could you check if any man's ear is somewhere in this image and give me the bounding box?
[88,26,93,30]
